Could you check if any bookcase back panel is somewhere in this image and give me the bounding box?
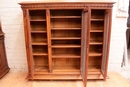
[88,56,101,66]
[31,33,47,43]
[30,22,46,31]
[90,32,103,42]
[32,45,48,53]
[29,10,46,20]
[91,10,105,19]
[91,21,104,30]
[34,56,48,66]
[33,56,48,72]
[51,30,81,37]
[50,10,81,16]
[88,65,101,71]
[51,40,81,45]
[89,45,103,53]
[53,58,80,70]
[88,57,101,71]
[52,48,80,55]
[51,18,81,28]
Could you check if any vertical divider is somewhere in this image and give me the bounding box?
[46,9,52,73]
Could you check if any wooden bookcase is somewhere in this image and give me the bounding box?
[19,0,115,86]
[0,21,10,78]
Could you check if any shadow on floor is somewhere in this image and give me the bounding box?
[119,48,130,84]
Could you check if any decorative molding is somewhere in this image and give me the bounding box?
[46,9,49,16]
[21,3,113,9]
[23,10,26,17]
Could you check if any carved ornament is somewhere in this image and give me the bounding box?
[21,3,113,9]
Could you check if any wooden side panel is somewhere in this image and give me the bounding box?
[23,9,34,79]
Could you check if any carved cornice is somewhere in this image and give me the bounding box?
[23,10,26,17]
[21,3,113,9]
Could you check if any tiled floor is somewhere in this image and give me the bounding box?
[119,48,130,84]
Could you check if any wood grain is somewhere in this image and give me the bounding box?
[19,1,114,86]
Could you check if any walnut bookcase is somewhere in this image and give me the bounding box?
[19,0,115,86]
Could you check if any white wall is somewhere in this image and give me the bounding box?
[108,0,128,71]
[0,0,28,71]
[0,0,128,72]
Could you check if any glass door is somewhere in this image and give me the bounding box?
[81,9,88,87]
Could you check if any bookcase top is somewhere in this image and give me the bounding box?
[19,0,115,5]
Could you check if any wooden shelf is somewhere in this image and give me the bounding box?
[90,30,103,32]
[91,21,104,30]
[51,37,81,40]
[91,19,104,21]
[89,42,103,45]
[32,43,48,45]
[0,34,4,36]
[31,33,47,43]
[31,31,47,33]
[90,39,103,44]
[35,71,80,75]
[51,18,81,28]
[30,19,46,22]
[88,65,101,72]
[33,53,48,56]
[34,66,80,75]
[32,75,82,80]
[89,53,102,56]
[34,66,48,72]
[52,54,81,58]
[89,45,102,56]
[51,16,81,18]
[32,74,104,80]
[51,28,81,30]
[53,66,80,71]
[52,44,81,48]
[34,65,80,74]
